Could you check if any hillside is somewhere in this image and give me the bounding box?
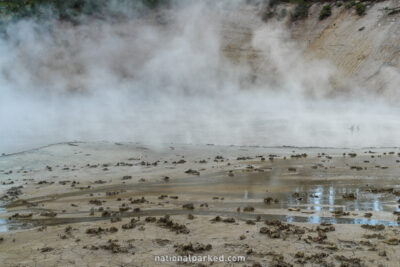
[218,0,400,98]
[1,0,399,96]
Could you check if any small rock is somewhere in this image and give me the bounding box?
[40,247,54,253]
[182,203,194,210]
[243,206,255,212]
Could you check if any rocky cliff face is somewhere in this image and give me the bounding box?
[220,0,400,99]
[293,1,400,98]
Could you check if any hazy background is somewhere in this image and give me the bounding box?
[1,0,400,154]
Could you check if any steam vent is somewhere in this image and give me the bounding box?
[1,1,400,266]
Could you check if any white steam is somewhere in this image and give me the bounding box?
[1,1,400,154]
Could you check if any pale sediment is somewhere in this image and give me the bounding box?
[1,142,400,266]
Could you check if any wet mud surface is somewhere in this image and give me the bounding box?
[1,142,400,266]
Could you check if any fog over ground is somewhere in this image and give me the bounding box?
[1,0,400,154]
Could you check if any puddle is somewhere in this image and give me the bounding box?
[0,207,8,232]
[0,206,33,232]
[155,171,400,213]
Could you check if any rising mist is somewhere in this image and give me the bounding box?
[1,0,400,154]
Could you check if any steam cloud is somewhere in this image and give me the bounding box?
[1,0,400,154]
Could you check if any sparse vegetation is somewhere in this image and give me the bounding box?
[345,0,356,9]
[264,0,375,21]
[0,0,169,22]
[262,10,276,21]
[384,6,400,15]
[319,5,331,20]
[278,8,287,20]
[355,2,366,16]
[268,0,290,8]
[291,0,309,21]
[0,0,382,24]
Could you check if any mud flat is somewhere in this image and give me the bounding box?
[1,142,400,266]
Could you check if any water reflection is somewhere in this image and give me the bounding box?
[165,172,398,213]
[307,216,321,224]
[284,184,395,213]
[0,207,8,232]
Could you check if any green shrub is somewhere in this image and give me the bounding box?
[0,0,170,22]
[319,5,331,20]
[142,0,163,8]
[291,0,309,21]
[262,9,276,21]
[355,2,366,16]
[345,0,355,9]
[269,0,289,8]
[278,8,287,20]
